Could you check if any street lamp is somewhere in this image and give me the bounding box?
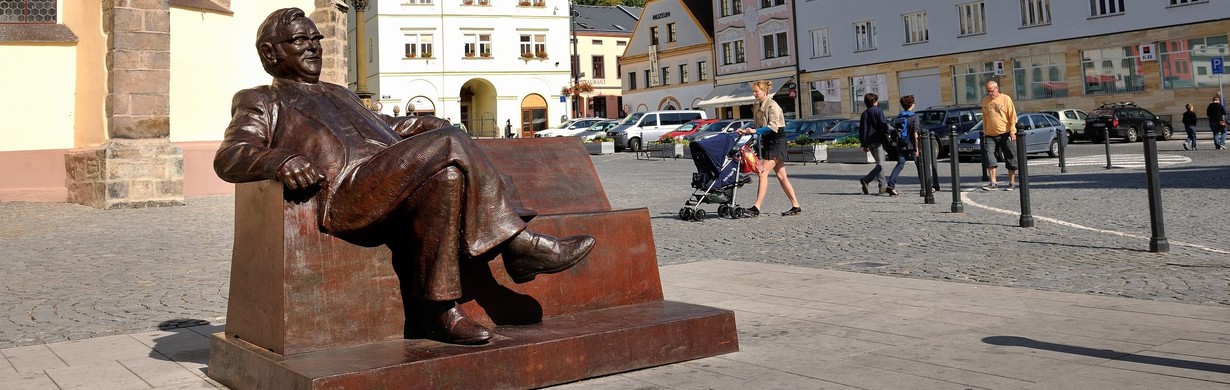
[570,8,580,119]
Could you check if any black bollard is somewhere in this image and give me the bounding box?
[922,131,935,204]
[979,133,990,181]
[1104,127,1113,169]
[1142,121,1169,252]
[1058,127,1068,173]
[1015,124,1034,228]
[949,125,963,213]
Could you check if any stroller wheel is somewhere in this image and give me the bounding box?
[678,207,693,220]
[717,205,731,218]
[733,207,745,219]
[693,209,707,221]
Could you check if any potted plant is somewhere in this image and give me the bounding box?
[521,52,534,59]
[481,50,492,58]
[405,52,416,58]
[586,136,615,155]
[532,0,546,6]
[535,50,548,58]
[464,52,475,58]
[787,134,827,164]
[421,51,432,58]
[463,0,474,5]
[518,0,530,6]
[825,134,873,164]
[653,134,686,159]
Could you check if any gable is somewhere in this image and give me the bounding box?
[624,0,711,58]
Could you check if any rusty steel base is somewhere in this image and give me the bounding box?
[207,301,737,390]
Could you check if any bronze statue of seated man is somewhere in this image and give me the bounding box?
[213,8,594,345]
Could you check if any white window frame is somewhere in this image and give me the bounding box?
[661,66,671,85]
[902,11,928,45]
[853,20,876,52]
[957,2,986,37]
[698,61,708,81]
[1020,0,1052,27]
[403,32,434,58]
[667,23,677,43]
[679,64,689,84]
[761,31,789,59]
[810,28,830,57]
[462,32,492,57]
[1168,0,1208,6]
[1088,0,1124,18]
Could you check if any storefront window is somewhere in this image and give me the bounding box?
[1081,46,1145,95]
[1159,35,1229,89]
[1013,53,1067,100]
[951,61,995,105]
[850,74,887,113]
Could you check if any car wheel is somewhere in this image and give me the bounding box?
[629,137,642,151]
[1047,139,1059,158]
[1159,125,1173,141]
[1125,127,1138,143]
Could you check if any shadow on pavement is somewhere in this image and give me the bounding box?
[1018,240,1150,253]
[983,336,1230,374]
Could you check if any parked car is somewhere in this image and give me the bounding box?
[534,117,605,137]
[811,119,860,143]
[1084,102,1174,143]
[915,105,983,157]
[783,117,846,143]
[576,120,619,141]
[1040,109,1087,143]
[955,113,1063,161]
[681,119,753,142]
[607,110,707,151]
[662,119,718,140]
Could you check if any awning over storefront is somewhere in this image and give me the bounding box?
[697,76,793,108]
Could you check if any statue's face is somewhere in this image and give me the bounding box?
[270,17,324,83]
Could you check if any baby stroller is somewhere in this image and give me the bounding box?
[678,133,755,221]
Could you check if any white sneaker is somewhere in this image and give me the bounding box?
[981,183,998,191]
[1003,184,1015,191]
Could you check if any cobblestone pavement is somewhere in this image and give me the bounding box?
[1,139,1227,349]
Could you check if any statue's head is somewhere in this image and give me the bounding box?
[256,8,323,83]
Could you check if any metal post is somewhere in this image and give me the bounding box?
[1015,125,1034,228]
[1142,121,1169,252]
[1058,127,1067,173]
[979,133,990,181]
[570,9,581,119]
[922,131,935,204]
[1104,127,1113,169]
[949,125,963,213]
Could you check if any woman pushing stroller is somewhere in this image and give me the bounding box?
[736,79,802,217]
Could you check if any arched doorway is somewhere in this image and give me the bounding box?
[460,79,498,137]
[520,94,548,138]
[658,96,681,110]
[406,96,436,116]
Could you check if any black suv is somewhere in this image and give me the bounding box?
[913,105,983,157]
[1084,102,1174,143]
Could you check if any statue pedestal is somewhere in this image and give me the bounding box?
[209,301,735,389]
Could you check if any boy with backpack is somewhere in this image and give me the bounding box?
[886,95,917,196]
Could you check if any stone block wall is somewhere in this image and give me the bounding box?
[66,139,184,209]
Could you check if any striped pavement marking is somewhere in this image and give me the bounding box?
[1030,154,1191,169]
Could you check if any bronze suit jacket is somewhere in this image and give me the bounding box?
[214,78,445,231]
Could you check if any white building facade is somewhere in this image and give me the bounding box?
[351,0,571,138]
[699,0,800,120]
[796,0,1230,117]
[620,0,716,115]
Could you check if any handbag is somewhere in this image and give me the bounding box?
[739,144,763,174]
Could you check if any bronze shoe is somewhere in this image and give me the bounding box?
[504,230,595,283]
[420,301,491,345]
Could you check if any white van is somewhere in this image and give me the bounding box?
[606,110,707,151]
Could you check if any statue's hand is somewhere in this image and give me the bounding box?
[394,116,453,138]
[276,155,325,191]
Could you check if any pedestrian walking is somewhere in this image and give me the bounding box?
[1182,103,1198,150]
[737,79,802,216]
[1206,94,1226,150]
[857,93,889,195]
[979,80,1018,191]
[885,95,918,196]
